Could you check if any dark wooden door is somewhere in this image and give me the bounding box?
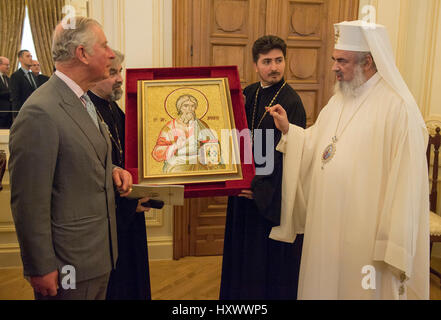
[173,0,359,259]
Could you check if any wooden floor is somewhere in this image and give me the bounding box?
[1,255,441,300]
[0,256,223,300]
[148,256,222,300]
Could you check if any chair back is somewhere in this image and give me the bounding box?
[427,127,441,212]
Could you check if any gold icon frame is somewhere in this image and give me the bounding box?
[137,78,243,185]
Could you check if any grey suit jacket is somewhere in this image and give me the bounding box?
[9,75,118,282]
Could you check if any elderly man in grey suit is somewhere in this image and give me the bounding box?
[8,17,133,300]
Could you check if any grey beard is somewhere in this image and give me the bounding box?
[180,112,196,124]
[334,65,366,98]
[109,88,123,101]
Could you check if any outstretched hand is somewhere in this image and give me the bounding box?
[267,104,290,135]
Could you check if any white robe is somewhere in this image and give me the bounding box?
[270,73,429,300]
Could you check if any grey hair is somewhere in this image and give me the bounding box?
[176,95,197,115]
[52,17,101,63]
[111,49,125,69]
[356,52,377,71]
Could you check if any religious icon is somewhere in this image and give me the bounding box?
[151,93,225,173]
[137,78,242,185]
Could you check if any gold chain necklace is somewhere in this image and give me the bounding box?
[251,81,287,142]
[96,105,124,166]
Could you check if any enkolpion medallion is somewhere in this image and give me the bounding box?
[321,137,337,169]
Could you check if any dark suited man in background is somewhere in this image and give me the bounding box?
[9,16,133,300]
[89,49,151,300]
[10,50,38,119]
[30,60,50,87]
[0,56,11,128]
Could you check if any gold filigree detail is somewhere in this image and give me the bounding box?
[335,26,340,44]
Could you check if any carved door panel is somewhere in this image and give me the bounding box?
[189,197,228,256]
[173,0,359,259]
[267,0,359,126]
[191,0,266,89]
[174,196,228,258]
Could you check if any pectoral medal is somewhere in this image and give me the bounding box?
[321,136,337,169]
[320,76,381,170]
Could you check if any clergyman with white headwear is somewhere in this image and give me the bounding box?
[267,20,429,300]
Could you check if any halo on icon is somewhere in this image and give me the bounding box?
[164,87,209,120]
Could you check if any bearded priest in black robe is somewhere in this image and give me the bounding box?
[89,50,151,300]
[220,36,306,300]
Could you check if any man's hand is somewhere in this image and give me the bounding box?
[267,104,290,135]
[238,190,253,200]
[30,270,59,297]
[113,167,133,197]
[136,197,151,213]
[176,136,187,149]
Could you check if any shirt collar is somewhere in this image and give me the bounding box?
[89,90,109,102]
[55,70,85,100]
[260,78,285,90]
[260,83,273,89]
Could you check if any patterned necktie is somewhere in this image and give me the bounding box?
[26,72,37,89]
[81,93,99,129]
[1,75,7,88]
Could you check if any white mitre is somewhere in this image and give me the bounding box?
[333,20,425,131]
[334,20,371,52]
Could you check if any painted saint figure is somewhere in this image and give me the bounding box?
[152,94,224,173]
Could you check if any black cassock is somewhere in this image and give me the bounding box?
[220,79,306,300]
[89,91,151,300]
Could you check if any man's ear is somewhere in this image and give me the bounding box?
[75,45,89,65]
[364,54,374,70]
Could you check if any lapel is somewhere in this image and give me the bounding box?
[0,75,8,88]
[51,75,108,167]
[20,68,36,90]
[98,117,110,166]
